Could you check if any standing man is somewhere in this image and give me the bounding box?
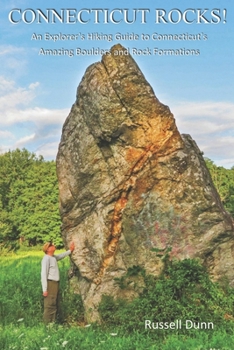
[41,241,75,323]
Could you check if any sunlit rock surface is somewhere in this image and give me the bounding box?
[56,44,234,322]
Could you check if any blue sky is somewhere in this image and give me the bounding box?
[0,0,234,167]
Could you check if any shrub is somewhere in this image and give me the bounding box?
[98,259,234,337]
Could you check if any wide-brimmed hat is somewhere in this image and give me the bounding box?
[42,242,51,253]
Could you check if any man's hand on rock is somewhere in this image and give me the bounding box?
[70,242,75,252]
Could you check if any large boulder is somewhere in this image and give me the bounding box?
[56,44,234,322]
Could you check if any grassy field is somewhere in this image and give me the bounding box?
[1,250,234,350]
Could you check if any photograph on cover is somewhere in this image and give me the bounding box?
[0,0,234,349]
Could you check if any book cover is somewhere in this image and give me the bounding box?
[1,0,234,349]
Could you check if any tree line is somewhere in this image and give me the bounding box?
[0,149,233,250]
[0,149,62,250]
[205,158,234,217]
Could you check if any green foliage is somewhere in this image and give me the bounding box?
[114,265,145,289]
[58,274,85,325]
[1,252,234,349]
[99,259,234,336]
[0,254,44,326]
[0,149,62,249]
[0,251,80,326]
[1,324,234,350]
[0,323,156,350]
[151,246,172,264]
[2,324,234,350]
[205,157,234,217]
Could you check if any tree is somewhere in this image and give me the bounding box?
[0,149,62,249]
[205,158,234,217]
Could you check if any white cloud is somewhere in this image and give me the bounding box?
[0,76,39,110]
[1,107,69,127]
[0,75,233,167]
[34,142,60,159]
[0,130,14,139]
[0,105,69,157]
[171,100,234,168]
[0,45,24,56]
[0,45,28,76]
[0,76,15,92]
[173,101,234,117]
[172,101,234,127]
[0,76,69,159]
[0,76,68,127]
[15,133,36,148]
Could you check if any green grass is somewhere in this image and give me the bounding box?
[0,253,43,325]
[1,324,234,350]
[0,250,75,326]
[1,251,234,349]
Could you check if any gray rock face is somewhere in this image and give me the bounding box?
[56,44,234,322]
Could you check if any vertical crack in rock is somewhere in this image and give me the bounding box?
[57,44,234,322]
[95,143,161,282]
